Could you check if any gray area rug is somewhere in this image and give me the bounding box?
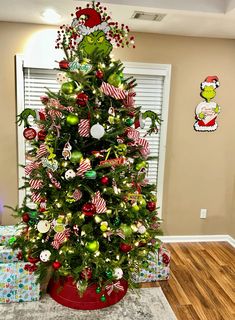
[0,287,176,320]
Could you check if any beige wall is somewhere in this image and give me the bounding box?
[0,22,234,237]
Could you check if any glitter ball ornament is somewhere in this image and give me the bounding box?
[100,295,106,302]
[85,240,99,252]
[70,150,83,164]
[90,123,105,139]
[59,60,69,69]
[52,261,62,269]
[22,213,30,223]
[76,93,89,106]
[146,201,156,211]
[82,203,96,216]
[96,70,104,79]
[38,130,47,141]
[119,243,132,253]
[66,114,79,125]
[61,81,76,94]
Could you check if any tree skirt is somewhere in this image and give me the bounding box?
[1,287,176,320]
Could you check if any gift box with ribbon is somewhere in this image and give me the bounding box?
[0,261,40,303]
[133,246,170,282]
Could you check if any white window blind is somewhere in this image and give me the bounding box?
[23,68,164,185]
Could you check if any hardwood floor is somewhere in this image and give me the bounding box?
[141,242,235,320]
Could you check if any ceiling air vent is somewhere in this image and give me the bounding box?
[132,11,166,22]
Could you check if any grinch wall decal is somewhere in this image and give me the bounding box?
[194,76,220,132]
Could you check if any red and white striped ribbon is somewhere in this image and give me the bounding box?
[51,229,70,249]
[78,119,90,137]
[126,127,140,141]
[76,159,91,177]
[126,128,150,157]
[48,109,63,119]
[105,281,124,296]
[29,179,43,190]
[92,191,107,213]
[25,161,40,176]
[31,192,43,203]
[47,171,61,189]
[100,82,126,100]
[37,144,48,158]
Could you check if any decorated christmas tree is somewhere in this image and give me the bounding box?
[12,1,162,309]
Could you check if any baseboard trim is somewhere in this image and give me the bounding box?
[158,235,235,248]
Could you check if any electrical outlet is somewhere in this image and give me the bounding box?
[200,208,207,219]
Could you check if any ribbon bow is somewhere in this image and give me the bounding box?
[105,281,124,296]
[106,229,125,241]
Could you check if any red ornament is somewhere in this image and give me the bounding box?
[119,243,132,253]
[100,176,109,185]
[82,203,96,216]
[22,213,30,223]
[23,128,36,140]
[146,201,156,212]
[24,263,37,272]
[59,60,69,69]
[52,261,62,270]
[38,130,47,141]
[76,93,89,106]
[96,70,104,79]
[28,256,40,264]
[162,253,170,265]
[80,267,92,280]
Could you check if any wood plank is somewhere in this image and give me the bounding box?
[158,242,235,320]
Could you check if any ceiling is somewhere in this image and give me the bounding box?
[1,0,235,39]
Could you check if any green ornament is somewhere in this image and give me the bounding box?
[125,118,134,126]
[84,170,97,179]
[85,240,99,253]
[135,161,147,171]
[108,73,121,87]
[106,270,113,279]
[29,211,38,219]
[8,237,16,245]
[120,224,133,237]
[138,198,146,208]
[131,204,140,212]
[96,287,102,294]
[70,151,83,164]
[61,81,76,95]
[100,294,106,302]
[113,217,121,227]
[66,114,79,125]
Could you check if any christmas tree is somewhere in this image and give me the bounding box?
[12,1,162,306]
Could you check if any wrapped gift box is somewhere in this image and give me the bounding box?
[0,262,40,303]
[0,225,17,245]
[133,246,170,283]
[0,246,19,263]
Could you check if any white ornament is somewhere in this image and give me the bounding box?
[138,225,146,234]
[90,123,105,139]
[37,220,50,233]
[56,72,69,84]
[40,250,51,262]
[65,169,76,180]
[113,267,123,280]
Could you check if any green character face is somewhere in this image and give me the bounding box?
[78,30,113,57]
[201,86,216,102]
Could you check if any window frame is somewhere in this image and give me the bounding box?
[15,54,171,218]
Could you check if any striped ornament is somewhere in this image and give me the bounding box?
[100,82,126,100]
[29,179,43,190]
[37,144,48,158]
[76,159,91,177]
[25,161,40,176]
[31,192,43,203]
[48,109,63,119]
[78,119,90,137]
[51,229,70,250]
[47,171,61,189]
[92,191,107,213]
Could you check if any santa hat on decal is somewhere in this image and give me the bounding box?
[71,8,110,42]
[201,76,220,89]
